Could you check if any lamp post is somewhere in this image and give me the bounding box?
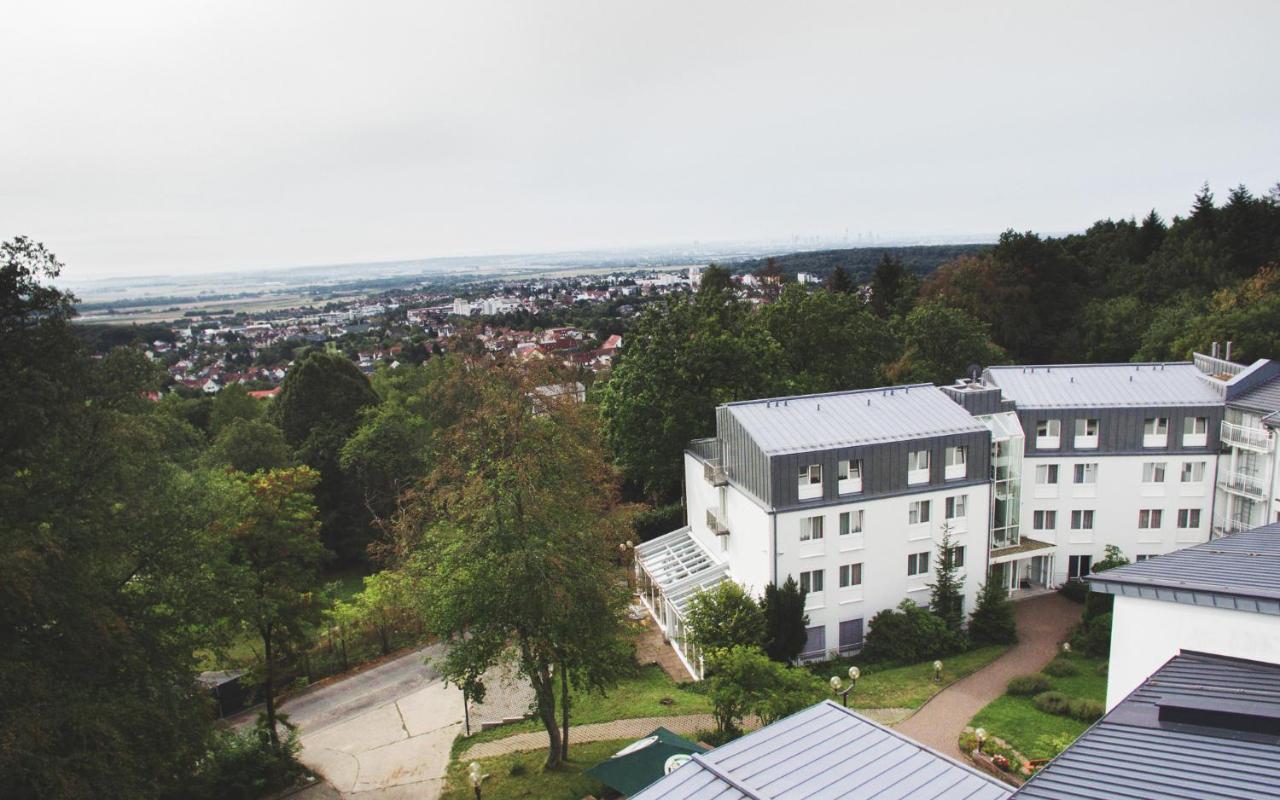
[933,660,944,683]
[619,539,635,590]
[1062,642,1071,654]
[830,666,861,707]
[975,727,987,754]
[468,761,487,800]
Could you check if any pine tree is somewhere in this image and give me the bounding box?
[968,577,1018,646]
[760,576,809,663]
[1191,181,1216,238]
[928,525,965,632]
[824,265,854,294]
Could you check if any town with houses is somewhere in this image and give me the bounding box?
[139,266,731,397]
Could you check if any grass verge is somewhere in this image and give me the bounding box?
[810,645,1011,710]
[441,738,627,800]
[453,665,711,755]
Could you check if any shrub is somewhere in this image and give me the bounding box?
[634,502,686,542]
[992,754,1011,771]
[1057,580,1088,604]
[705,645,827,736]
[1042,658,1079,677]
[1007,673,1052,696]
[1067,698,1105,722]
[862,600,967,664]
[684,581,765,653]
[1069,612,1113,658]
[187,715,306,800]
[969,579,1018,646]
[1032,690,1071,716]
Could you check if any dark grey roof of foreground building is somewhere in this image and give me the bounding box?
[1088,522,1280,614]
[1015,651,1280,800]
[631,700,1011,800]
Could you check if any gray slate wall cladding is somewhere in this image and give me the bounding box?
[939,384,1016,416]
[1018,405,1223,457]
[715,406,772,504]
[767,430,992,511]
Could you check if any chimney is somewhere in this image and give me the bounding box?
[1226,341,1233,362]
[1212,341,1220,358]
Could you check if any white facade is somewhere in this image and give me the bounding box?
[639,355,1280,675]
[1020,453,1213,584]
[1106,595,1280,710]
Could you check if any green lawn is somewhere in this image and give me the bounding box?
[441,738,628,800]
[809,645,1011,710]
[454,665,711,753]
[967,653,1108,761]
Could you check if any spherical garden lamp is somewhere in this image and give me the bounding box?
[975,728,987,754]
[933,660,944,683]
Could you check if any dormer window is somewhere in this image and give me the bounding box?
[798,464,823,500]
[1183,416,1208,447]
[1036,419,1061,449]
[1144,417,1169,447]
[907,450,930,485]
[837,459,863,494]
[944,446,967,480]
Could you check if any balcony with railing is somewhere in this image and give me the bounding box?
[1221,420,1274,451]
[1213,519,1255,538]
[1218,469,1267,500]
[706,507,730,536]
[702,459,728,486]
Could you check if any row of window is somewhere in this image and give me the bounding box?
[798,447,969,499]
[797,546,966,592]
[1034,460,1207,485]
[1032,507,1203,530]
[798,495,969,541]
[1034,416,1209,448]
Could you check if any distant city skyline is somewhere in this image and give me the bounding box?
[3,1,1277,281]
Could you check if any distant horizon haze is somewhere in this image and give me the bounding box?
[3,1,1277,281]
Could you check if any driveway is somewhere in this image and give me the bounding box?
[270,643,463,799]
[893,592,1081,757]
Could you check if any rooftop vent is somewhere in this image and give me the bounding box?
[1157,693,1280,736]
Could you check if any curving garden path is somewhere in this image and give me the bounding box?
[893,592,1081,758]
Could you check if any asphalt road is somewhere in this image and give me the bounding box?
[277,643,449,735]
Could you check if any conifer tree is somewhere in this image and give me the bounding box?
[928,525,965,632]
[760,576,809,663]
[968,577,1018,646]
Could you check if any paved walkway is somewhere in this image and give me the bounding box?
[893,592,1081,758]
[633,614,696,682]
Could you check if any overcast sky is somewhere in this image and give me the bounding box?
[3,1,1278,280]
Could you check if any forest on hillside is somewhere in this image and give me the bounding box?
[735,243,989,283]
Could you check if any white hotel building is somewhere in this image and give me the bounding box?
[636,353,1280,677]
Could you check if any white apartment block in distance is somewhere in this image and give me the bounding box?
[635,352,1280,677]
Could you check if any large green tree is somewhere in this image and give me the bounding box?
[398,361,632,768]
[600,286,785,501]
[273,351,379,560]
[760,283,893,395]
[886,303,1004,386]
[219,467,328,753]
[683,581,765,655]
[760,577,809,664]
[0,238,225,797]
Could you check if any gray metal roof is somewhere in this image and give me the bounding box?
[723,385,988,455]
[1089,523,1280,613]
[631,700,1012,800]
[1229,372,1280,419]
[983,362,1222,409]
[1014,651,1280,799]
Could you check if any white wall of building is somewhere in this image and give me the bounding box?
[1107,595,1280,709]
[683,453,771,595]
[683,453,988,660]
[1021,453,1213,583]
[774,483,989,659]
